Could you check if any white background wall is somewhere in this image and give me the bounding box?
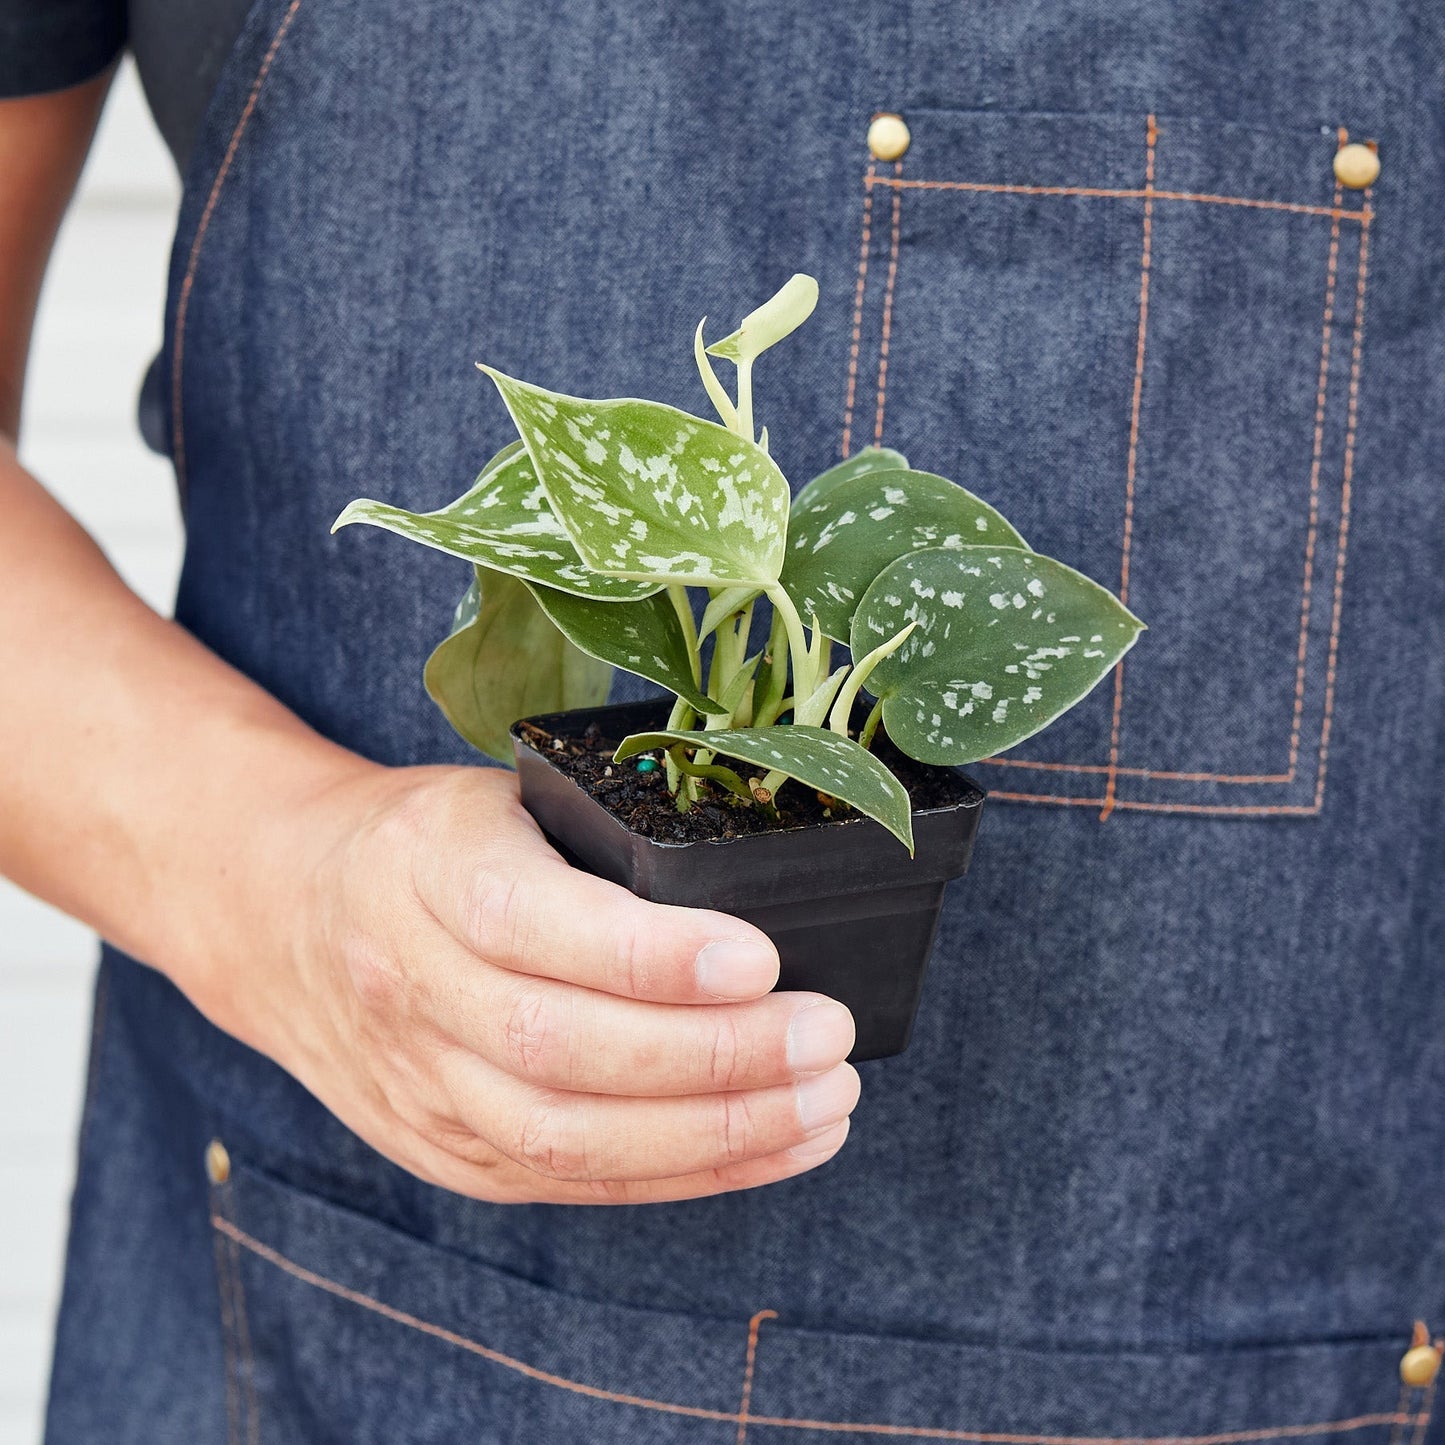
[1,64,182,1442]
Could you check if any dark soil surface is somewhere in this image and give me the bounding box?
[515,716,978,844]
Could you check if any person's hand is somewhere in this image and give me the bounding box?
[211,761,859,1205]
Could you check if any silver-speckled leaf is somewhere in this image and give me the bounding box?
[527,584,727,717]
[613,725,915,852]
[425,568,612,766]
[479,367,792,587]
[853,547,1143,765]
[790,447,909,513]
[333,447,656,601]
[783,470,1029,641]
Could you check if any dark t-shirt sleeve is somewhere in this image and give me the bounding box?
[0,0,126,98]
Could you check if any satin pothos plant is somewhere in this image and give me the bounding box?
[334,276,1142,854]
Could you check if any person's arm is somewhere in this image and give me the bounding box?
[0,79,858,1205]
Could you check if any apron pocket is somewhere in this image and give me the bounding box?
[840,108,1376,819]
[210,1158,1431,1444]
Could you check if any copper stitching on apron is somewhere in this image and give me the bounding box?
[872,160,905,446]
[841,160,879,460]
[172,0,305,495]
[227,1221,263,1445]
[735,1309,778,1444]
[1311,187,1372,813]
[212,1213,1427,1443]
[854,117,1374,813]
[210,1197,243,1445]
[1099,112,1158,821]
[867,175,1370,225]
[1283,178,1345,781]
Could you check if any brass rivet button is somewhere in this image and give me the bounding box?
[1333,142,1380,190]
[868,113,911,162]
[205,1138,231,1185]
[1401,1344,1442,1388]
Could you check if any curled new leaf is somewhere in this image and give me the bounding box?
[704,274,820,363]
[852,547,1143,765]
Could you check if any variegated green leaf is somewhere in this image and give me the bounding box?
[790,447,909,513]
[528,584,727,717]
[613,726,915,852]
[478,367,792,587]
[783,470,1030,641]
[853,547,1143,765]
[334,446,656,601]
[425,567,612,765]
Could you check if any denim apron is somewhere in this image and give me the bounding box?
[45,1,1445,1440]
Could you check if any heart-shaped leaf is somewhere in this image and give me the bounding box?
[614,726,915,852]
[853,547,1143,765]
[479,367,792,587]
[783,470,1030,641]
[528,584,727,717]
[334,446,656,601]
[425,568,612,765]
[790,447,909,512]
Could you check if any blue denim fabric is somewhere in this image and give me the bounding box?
[46,1,1445,1440]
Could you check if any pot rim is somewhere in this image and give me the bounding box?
[510,700,986,855]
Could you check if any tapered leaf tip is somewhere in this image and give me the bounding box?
[330,499,373,534]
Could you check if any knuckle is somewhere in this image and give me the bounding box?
[601,913,656,1000]
[340,934,406,1015]
[703,1011,749,1093]
[466,864,532,963]
[500,984,562,1079]
[716,1090,762,1168]
[514,1092,592,1181]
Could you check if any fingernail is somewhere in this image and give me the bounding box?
[695,939,778,999]
[788,1119,850,1161]
[795,1064,859,1133]
[787,1000,855,1074]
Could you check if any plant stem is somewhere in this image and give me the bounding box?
[694,320,740,431]
[668,585,701,686]
[663,695,694,794]
[859,696,885,749]
[758,767,789,804]
[827,621,916,736]
[764,583,814,702]
[736,357,754,441]
[667,746,755,803]
[752,609,789,728]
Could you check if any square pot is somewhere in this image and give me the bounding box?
[511,700,986,1061]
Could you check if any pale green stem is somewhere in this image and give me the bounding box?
[752,609,789,728]
[667,746,754,803]
[694,321,739,431]
[668,585,701,686]
[828,621,917,737]
[662,695,694,794]
[735,356,755,441]
[727,602,754,721]
[859,696,885,750]
[764,583,814,701]
[758,767,789,804]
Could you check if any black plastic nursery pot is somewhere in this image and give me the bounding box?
[511,699,986,1062]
